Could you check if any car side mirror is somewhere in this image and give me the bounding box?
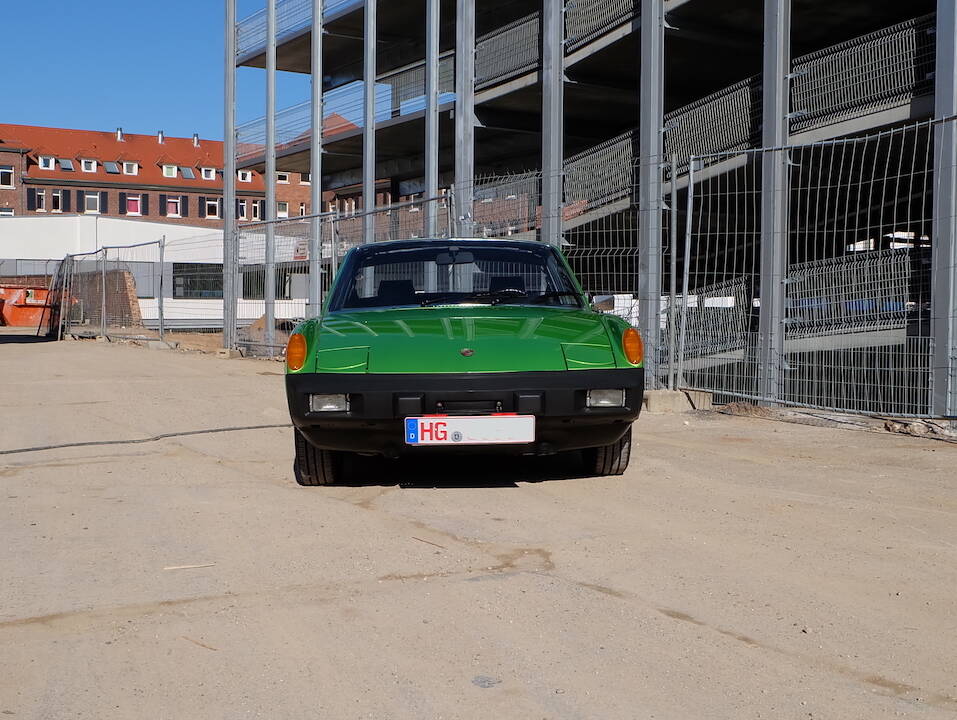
[590,294,614,312]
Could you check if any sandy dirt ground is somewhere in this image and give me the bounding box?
[1,335,955,719]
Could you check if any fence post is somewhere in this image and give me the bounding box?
[677,158,696,387]
[158,236,166,341]
[57,256,70,341]
[757,0,791,404]
[224,0,238,349]
[308,0,324,317]
[265,0,277,352]
[668,154,678,390]
[331,209,341,279]
[932,2,957,418]
[362,0,378,244]
[454,0,475,237]
[424,0,440,238]
[541,0,564,247]
[638,0,664,387]
[99,248,107,338]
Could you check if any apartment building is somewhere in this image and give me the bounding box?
[0,124,316,224]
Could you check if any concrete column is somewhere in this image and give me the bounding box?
[425,0,440,237]
[309,0,324,316]
[541,0,564,247]
[223,0,238,349]
[454,0,475,236]
[638,0,665,385]
[932,0,957,417]
[363,0,377,244]
[265,0,277,351]
[757,0,790,402]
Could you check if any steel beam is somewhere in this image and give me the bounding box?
[425,0,440,237]
[362,0,377,244]
[638,0,664,386]
[541,0,564,247]
[265,0,277,351]
[309,0,324,316]
[454,0,475,237]
[757,0,790,403]
[932,0,957,417]
[223,0,238,349]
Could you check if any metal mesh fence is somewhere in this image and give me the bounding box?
[677,120,939,416]
[55,242,163,341]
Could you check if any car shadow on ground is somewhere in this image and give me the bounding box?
[339,452,591,488]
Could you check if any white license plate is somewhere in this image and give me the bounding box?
[404,415,535,445]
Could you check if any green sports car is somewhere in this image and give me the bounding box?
[284,238,645,485]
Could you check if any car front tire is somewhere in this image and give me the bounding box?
[583,425,632,476]
[293,428,343,486]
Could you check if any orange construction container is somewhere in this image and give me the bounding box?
[0,285,53,327]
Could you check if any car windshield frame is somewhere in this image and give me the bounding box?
[326,241,585,313]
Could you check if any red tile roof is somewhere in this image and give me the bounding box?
[0,124,265,191]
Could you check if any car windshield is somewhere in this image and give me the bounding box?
[328,242,583,311]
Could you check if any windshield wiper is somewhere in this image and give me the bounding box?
[421,289,527,306]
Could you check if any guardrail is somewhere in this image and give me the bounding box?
[236,4,935,230]
[235,0,640,162]
[236,0,361,59]
[237,56,456,163]
[562,13,936,214]
[566,0,636,52]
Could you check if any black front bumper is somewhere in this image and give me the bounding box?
[286,368,644,456]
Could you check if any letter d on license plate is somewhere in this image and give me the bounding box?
[405,415,535,445]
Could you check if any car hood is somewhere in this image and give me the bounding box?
[316,305,618,373]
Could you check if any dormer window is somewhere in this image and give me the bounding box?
[38,156,55,170]
[162,165,177,178]
[81,159,97,173]
[123,162,138,176]
[201,167,216,180]
[238,170,252,183]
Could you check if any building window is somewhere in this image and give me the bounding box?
[300,172,310,184]
[81,159,97,173]
[59,158,75,172]
[252,201,261,220]
[201,167,216,180]
[205,198,220,218]
[166,196,181,217]
[276,172,289,183]
[238,170,252,183]
[277,201,289,218]
[35,190,46,212]
[0,208,14,217]
[126,194,142,216]
[52,190,62,212]
[123,162,138,175]
[172,263,223,299]
[238,199,247,219]
[162,165,177,178]
[299,202,306,216]
[0,166,13,188]
[84,192,100,214]
[180,167,196,180]
[38,156,55,170]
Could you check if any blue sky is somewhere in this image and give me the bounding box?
[4,1,311,141]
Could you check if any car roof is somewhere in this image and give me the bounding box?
[351,238,553,253]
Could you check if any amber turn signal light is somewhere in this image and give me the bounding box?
[622,327,643,365]
[286,333,307,371]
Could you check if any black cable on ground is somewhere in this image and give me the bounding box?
[0,424,294,457]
